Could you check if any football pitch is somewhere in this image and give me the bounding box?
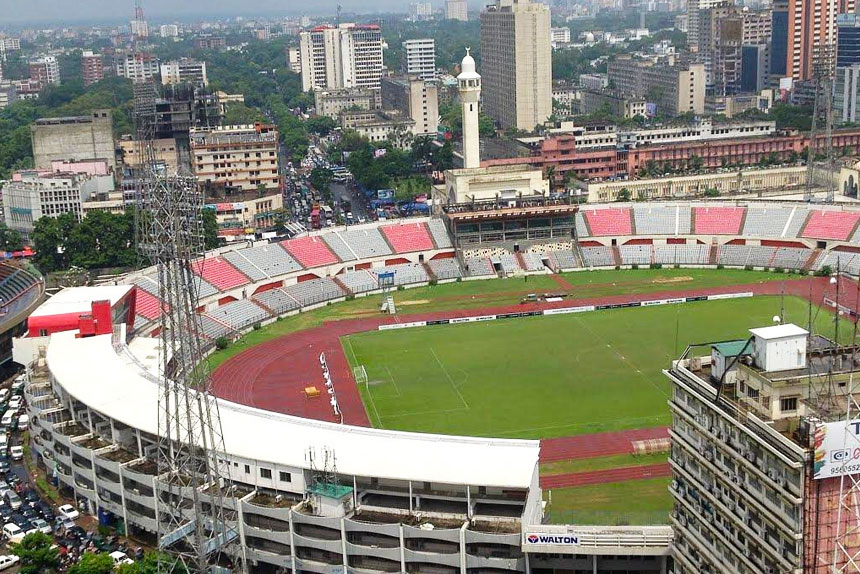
[343,295,845,439]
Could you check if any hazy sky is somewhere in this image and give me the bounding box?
[0,0,418,25]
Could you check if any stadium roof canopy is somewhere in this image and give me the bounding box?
[46,330,540,489]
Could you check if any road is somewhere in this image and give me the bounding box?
[330,182,371,222]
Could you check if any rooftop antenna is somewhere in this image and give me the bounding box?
[337,4,342,26]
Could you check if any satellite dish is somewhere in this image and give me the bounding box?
[830,277,838,285]
[772,315,781,323]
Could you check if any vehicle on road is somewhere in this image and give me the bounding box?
[9,447,22,461]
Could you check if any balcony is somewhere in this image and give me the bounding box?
[243,524,292,548]
[404,561,458,574]
[345,541,401,563]
[346,531,400,549]
[245,547,291,569]
[403,548,461,568]
[347,555,401,573]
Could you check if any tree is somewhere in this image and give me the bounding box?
[115,551,188,574]
[203,208,219,250]
[68,552,114,574]
[688,154,704,172]
[616,188,631,202]
[478,113,496,138]
[0,224,23,251]
[12,532,59,574]
[309,167,334,196]
[32,212,78,272]
[223,102,264,125]
[305,116,337,136]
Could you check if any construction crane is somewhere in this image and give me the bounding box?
[131,2,244,572]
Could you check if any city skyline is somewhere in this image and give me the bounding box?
[0,0,481,25]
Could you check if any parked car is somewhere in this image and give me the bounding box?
[30,518,50,534]
[0,555,18,571]
[57,504,79,520]
[1,523,22,543]
[54,515,75,531]
[110,551,134,566]
[9,446,22,461]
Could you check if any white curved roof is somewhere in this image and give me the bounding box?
[458,49,480,81]
[46,330,539,489]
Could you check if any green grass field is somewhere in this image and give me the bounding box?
[208,268,795,370]
[543,478,674,525]
[343,295,847,439]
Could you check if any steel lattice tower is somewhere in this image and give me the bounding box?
[132,11,243,572]
[805,43,837,203]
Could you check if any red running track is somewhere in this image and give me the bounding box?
[211,276,860,448]
[540,427,670,462]
[540,463,671,488]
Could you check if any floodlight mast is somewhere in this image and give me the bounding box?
[132,2,245,571]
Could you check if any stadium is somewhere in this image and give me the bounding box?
[13,198,860,574]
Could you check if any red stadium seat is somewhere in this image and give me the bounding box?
[584,208,633,236]
[381,223,435,253]
[802,210,860,241]
[694,207,745,235]
[191,257,249,291]
[134,287,164,320]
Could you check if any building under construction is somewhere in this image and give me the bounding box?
[666,283,860,573]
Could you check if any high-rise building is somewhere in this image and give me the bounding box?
[410,2,433,20]
[190,123,280,192]
[299,24,384,92]
[160,58,208,87]
[480,0,552,131]
[0,82,17,110]
[666,321,860,574]
[699,4,744,95]
[742,9,771,45]
[686,0,725,50]
[608,55,706,115]
[741,44,768,92]
[836,64,860,121]
[381,76,439,136]
[28,56,60,86]
[159,24,179,38]
[551,27,572,47]
[402,38,436,80]
[457,49,481,169]
[770,0,789,80]
[446,0,468,21]
[837,13,860,68]
[115,53,159,82]
[81,51,104,87]
[786,0,855,81]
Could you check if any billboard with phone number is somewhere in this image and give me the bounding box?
[814,420,860,479]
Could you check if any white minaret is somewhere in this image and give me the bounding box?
[457,48,481,169]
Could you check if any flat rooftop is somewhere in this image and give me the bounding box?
[30,285,132,318]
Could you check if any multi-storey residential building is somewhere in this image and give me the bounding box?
[160,58,208,87]
[159,24,179,38]
[1,171,113,240]
[190,123,280,193]
[0,38,20,52]
[30,110,115,170]
[446,0,468,20]
[81,51,104,86]
[480,0,552,131]
[836,64,860,122]
[608,55,705,115]
[381,76,439,136]
[402,39,436,81]
[580,73,609,90]
[698,4,743,95]
[28,56,60,86]
[299,24,384,91]
[287,46,302,74]
[194,35,226,50]
[742,9,771,45]
[551,27,571,47]
[0,82,16,110]
[340,110,416,147]
[314,87,378,119]
[410,2,432,20]
[686,0,725,50]
[786,0,854,81]
[666,321,860,574]
[115,53,159,82]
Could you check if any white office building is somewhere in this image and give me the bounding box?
[299,24,384,91]
[403,38,436,80]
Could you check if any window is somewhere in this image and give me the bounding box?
[244,464,250,474]
[260,468,272,479]
[781,397,797,412]
[279,471,291,483]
